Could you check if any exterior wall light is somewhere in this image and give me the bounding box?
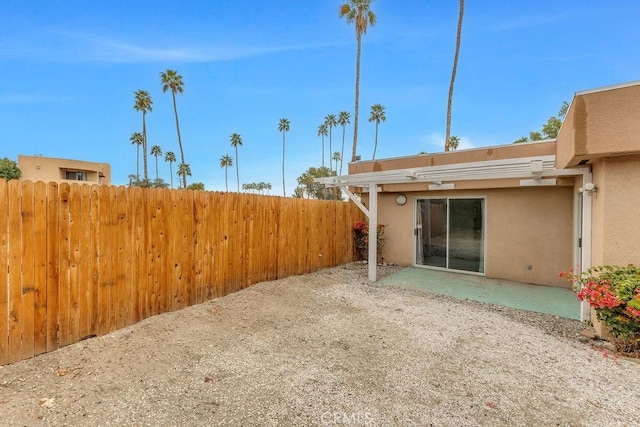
[579,182,598,195]
[396,194,407,205]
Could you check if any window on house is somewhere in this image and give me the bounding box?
[65,171,87,181]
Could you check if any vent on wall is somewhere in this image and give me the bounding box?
[578,159,590,165]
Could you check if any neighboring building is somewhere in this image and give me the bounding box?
[18,155,111,185]
[318,80,640,321]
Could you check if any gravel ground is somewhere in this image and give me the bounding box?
[1,262,639,426]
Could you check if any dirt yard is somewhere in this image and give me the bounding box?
[1,262,639,426]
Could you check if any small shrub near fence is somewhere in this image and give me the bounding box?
[0,180,363,365]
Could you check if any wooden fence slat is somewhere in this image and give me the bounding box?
[157,189,169,312]
[97,185,110,335]
[125,186,135,324]
[78,185,92,339]
[33,182,48,356]
[116,186,127,329]
[7,180,23,363]
[0,180,8,364]
[45,182,59,352]
[68,184,81,344]
[193,191,203,304]
[20,182,35,360]
[108,186,119,331]
[89,185,100,334]
[133,187,144,321]
[57,183,71,347]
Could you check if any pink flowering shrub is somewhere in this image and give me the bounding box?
[561,265,640,351]
[353,221,386,261]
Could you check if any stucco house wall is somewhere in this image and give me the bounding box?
[590,155,640,266]
[371,186,574,288]
[18,155,111,185]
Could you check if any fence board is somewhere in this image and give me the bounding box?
[46,182,59,352]
[33,182,48,356]
[97,185,110,335]
[57,183,71,347]
[7,180,23,363]
[78,185,91,339]
[68,184,81,345]
[108,186,119,332]
[89,185,100,334]
[19,182,35,360]
[116,186,127,329]
[0,180,8,364]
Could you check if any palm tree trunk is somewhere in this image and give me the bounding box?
[328,128,333,172]
[340,126,346,175]
[142,113,148,185]
[169,163,173,189]
[321,136,325,169]
[155,157,159,181]
[351,34,362,162]
[172,91,186,187]
[136,145,140,182]
[282,134,286,196]
[235,146,240,192]
[225,167,228,192]
[446,0,465,152]
[373,123,379,160]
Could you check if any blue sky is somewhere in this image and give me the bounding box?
[1,1,639,194]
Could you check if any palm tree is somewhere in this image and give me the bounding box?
[150,145,162,181]
[445,0,465,151]
[129,132,143,184]
[337,111,350,175]
[368,103,386,159]
[278,118,290,196]
[134,89,153,186]
[219,154,233,192]
[230,133,243,192]
[449,135,460,151]
[164,151,176,189]
[160,69,187,187]
[318,124,328,169]
[332,152,342,169]
[324,114,337,171]
[177,163,192,187]
[340,0,377,162]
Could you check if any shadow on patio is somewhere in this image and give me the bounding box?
[379,267,580,320]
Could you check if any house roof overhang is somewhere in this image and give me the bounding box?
[315,155,588,189]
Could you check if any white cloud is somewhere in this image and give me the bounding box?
[42,30,347,64]
[419,132,482,153]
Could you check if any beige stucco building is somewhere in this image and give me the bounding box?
[319,81,640,316]
[18,155,111,185]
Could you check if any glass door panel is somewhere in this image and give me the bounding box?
[448,199,484,273]
[416,199,447,268]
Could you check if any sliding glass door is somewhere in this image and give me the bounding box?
[415,198,485,273]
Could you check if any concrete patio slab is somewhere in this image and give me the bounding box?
[379,267,580,320]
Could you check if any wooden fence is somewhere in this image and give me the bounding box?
[0,180,363,365]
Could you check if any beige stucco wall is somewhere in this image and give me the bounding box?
[557,83,640,168]
[18,155,111,185]
[590,155,640,266]
[372,186,575,288]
